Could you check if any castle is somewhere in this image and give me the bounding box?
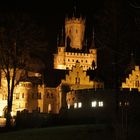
[0,8,140,119]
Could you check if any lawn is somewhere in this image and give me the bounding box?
[0,124,115,140]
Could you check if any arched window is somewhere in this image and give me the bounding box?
[48,104,52,113]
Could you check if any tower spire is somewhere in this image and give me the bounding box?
[84,36,88,53]
[125,51,136,75]
[57,34,59,46]
[60,27,64,46]
[130,51,135,67]
[73,0,78,17]
[90,27,95,49]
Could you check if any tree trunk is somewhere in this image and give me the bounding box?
[6,71,12,128]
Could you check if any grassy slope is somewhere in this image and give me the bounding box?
[0,124,115,140]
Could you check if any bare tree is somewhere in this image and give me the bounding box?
[0,27,25,128]
[0,13,47,128]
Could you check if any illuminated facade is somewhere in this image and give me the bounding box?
[54,16,97,70]
[61,61,104,107]
[0,10,103,118]
[122,66,140,91]
[0,69,61,117]
[62,61,104,90]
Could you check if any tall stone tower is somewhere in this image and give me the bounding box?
[53,8,97,71]
[65,16,85,50]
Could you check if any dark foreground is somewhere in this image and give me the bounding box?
[1,123,140,140]
[0,124,115,140]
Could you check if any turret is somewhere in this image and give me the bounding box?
[89,30,97,69]
[65,16,85,50]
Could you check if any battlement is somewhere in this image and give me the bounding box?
[65,16,85,25]
[65,52,95,57]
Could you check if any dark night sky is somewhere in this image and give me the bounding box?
[0,0,140,87]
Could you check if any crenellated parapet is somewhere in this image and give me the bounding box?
[65,16,85,25]
[65,51,96,57]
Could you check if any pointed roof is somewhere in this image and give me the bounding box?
[72,0,77,17]
[84,38,88,52]
[60,27,65,46]
[57,34,59,46]
[71,0,82,18]
[125,52,135,74]
[90,29,95,49]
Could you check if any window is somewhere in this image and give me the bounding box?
[58,48,61,52]
[125,101,129,106]
[98,101,103,107]
[37,107,40,112]
[51,93,53,98]
[75,77,78,84]
[16,93,19,99]
[78,102,82,108]
[46,93,49,98]
[48,104,52,113]
[119,102,122,106]
[75,72,80,84]
[0,111,3,117]
[74,103,77,108]
[91,101,97,107]
[22,93,24,98]
[68,104,70,109]
[38,92,41,99]
[135,80,139,87]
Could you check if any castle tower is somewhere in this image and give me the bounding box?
[54,28,66,70]
[65,16,85,50]
[53,5,97,71]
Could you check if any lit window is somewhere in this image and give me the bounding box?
[78,102,82,108]
[74,103,77,108]
[16,93,19,99]
[98,101,103,107]
[0,111,3,117]
[91,101,97,107]
[68,104,70,109]
[125,101,129,106]
[48,104,52,113]
[22,93,24,98]
[119,102,122,106]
